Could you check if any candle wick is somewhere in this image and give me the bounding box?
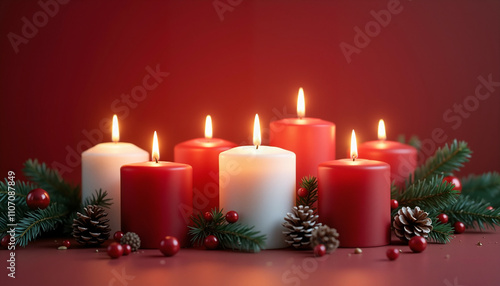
[352,156,356,162]
[155,158,158,163]
[256,145,259,150]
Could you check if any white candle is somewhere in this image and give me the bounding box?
[219,114,296,249]
[82,115,148,233]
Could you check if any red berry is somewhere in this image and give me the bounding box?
[204,235,219,250]
[297,188,308,198]
[313,244,326,257]
[1,236,10,249]
[226,211,239,223]
[159,236,180,257]
[443,176,462,192]
[62,240,71,248]
[113,231,124,242]
[487,206,494,211]
[204,212,213,222]
[390,199,399,210]
[107,242,124,259]
[386,248,400,260]
[122,244,132,256]
[437,214,449,224]
[409,236,427,253]
[26,188,50,210]
[454,221,466,234]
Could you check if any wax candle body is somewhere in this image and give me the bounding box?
[270,118,335,185]
[358,140,417,187]
[121,162,192,248]
[219,146,295,249]
[82,142,148,233]
[318,159,390,247]
[174,138,237,214]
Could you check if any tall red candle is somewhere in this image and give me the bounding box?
[318,130,390,247]
[358,120,417,187]
[270,88,335,186]
[174,115,237,214]
[121,131,192,248]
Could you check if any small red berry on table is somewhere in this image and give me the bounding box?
[454,221,466,234]
[113,231,124,242]
[313,244,326,257]
[409,236,427,253]
[62,240,71,248]
[204,235,219,250]
[122,244,132,256]
[437,213,449,224]
[226,211,239,223]
[26,188,50,210]
[386,248,400,260]
[1,236,10,249]
[107,242,124,259]
[159,236,180,257]
[443,176,462,193]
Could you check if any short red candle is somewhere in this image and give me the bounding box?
[121,132,193,248]
[174,117,236,214]
[270,88,335,185]
[318,130,390,247]
[358,120,417,187]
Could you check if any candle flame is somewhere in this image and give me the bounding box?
[378,119,386,140]
[152,131,159,163]
[297,87,305,119]
[350,129,358,161]
[205,115,213,139]
[112,115,119,143]
[253,114,261,149]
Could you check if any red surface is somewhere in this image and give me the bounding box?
[1,1,499,185]
[358,140,417,186]
[318,159,391,247]
[120,162,192,248]
[174,138,237,214]
[2,231,500,286]
[270,118,336,186]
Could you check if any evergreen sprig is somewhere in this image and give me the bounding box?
[412,140,471,183]
[394,176,459,210]
[296,176,318,213]
[397,134,421,153]
[461,172,500,208]
[440,195,500,230]
[189,208,266,253]
[427,217,454,244]
[82,189,112,209]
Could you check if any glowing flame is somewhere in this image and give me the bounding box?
[205,115,213,139]
[378,119,386,140]
[152,131,160,163]
[297,87,305,119]
[112,115,119,143]
[350,129,358,161]
[253,114,261,148]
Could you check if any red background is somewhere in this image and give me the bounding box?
[1,0,499,185]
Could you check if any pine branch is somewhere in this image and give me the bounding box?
[461,172,500,208]
[296,176,318,213]
[441,195,500,230]
[395,176,459,210]
[189,208,266,252]
[412,140,471,183]
[82,189,113,209]
[0,180,34,219]
[15,204,69,247]
[398,134,421,152]
[427,220,454,244]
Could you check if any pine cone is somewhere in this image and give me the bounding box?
[282,205,321,249]
[311,225,340,253]
[393,206,433,241]
[72,205,111,246]
[121,232,141,252]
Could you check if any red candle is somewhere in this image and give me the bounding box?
[270,88,335,185]
[358,120,417,187]
[174,115,237,214]
[121,131,193,248]
[319,130,390,247]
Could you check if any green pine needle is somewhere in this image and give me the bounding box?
[296,176,318,213]
[395,176,460,210]
[441,195,500,230]
[398,134,421,153]
[413,140,471,183]
[427,219,454,244]
[189,208,266,253]
[461,172,500,208]
[82,189,113,209]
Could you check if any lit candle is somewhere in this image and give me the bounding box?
[318,130,390,247]
[121,132,193,248]
[174,115,237,214]
[219,114,296,249]
[270,88,336,186]
[358,119,417,187]
[81,115,148,233]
